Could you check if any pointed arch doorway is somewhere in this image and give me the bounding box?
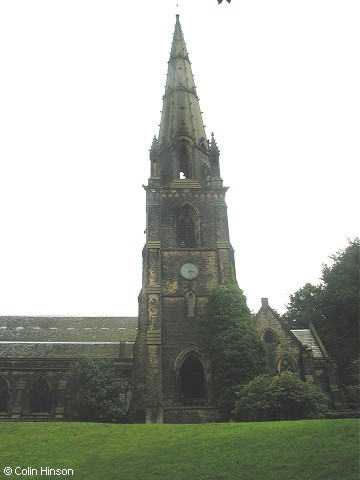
[174,346,210,406]
[180,355,205,400]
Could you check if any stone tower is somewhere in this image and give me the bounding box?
[131,15,236,423]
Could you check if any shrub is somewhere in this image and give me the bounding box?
[233,372,329,421]
[66,358,130,422]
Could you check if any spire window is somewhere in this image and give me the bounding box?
[179,145,190,179]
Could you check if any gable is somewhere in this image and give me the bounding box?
[253,303,302,353]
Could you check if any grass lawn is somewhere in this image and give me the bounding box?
[0,419,358,480]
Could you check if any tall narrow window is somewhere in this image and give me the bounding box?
[186,291,195,317]
[187,219,195,246]
[179,219,187,246]
[179,145,190,178]
[30,378,51,413]
[177,205,197,248]
[0,377,9,412]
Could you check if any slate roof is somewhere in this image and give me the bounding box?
[0,317,138,342]
[290,329,324,358]
[0,342,131,359]
[0,317,138,359]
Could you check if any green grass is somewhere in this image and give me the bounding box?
[0,419,358,480]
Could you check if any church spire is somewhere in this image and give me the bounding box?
[149,15,214,187]
[158,14,208,151]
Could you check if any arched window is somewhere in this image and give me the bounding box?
[0,377,9,412]
[279,356,296,375]
[30,378,51,413]
[177,204,197,248]
[180,355,205,401]
[262,329,278,346]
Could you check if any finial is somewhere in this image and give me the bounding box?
[210,133,220,154]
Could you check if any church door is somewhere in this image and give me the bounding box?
[180,356,205,404]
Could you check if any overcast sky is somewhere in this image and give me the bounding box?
[0,0,358,317]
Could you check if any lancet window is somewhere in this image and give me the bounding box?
[177,205,198,248]
[186,291,196,317]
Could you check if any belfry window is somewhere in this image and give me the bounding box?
[177,205,197,248]
[178,218,195,248]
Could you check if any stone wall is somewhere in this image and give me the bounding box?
[163,406,222,424]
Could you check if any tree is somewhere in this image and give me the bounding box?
[345,359,360,409]
[316,239,359,385]
[282,283,323,329]
[282,238,359,386]
[66,359,130,422]
[196,284,267,415]
[233,373,329,421]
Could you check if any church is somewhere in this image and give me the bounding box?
[0,16,344,423]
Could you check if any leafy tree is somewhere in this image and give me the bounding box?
[282,238,359,386]
[233,373,329,421]
[196,284,267,415]
[66,358,130,422]
[316,239,360,384]
[282,283,323,329]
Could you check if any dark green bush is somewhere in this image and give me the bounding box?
[66,358,130,422]
[233,372,329,421]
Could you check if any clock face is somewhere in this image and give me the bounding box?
[180,262,199,280]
